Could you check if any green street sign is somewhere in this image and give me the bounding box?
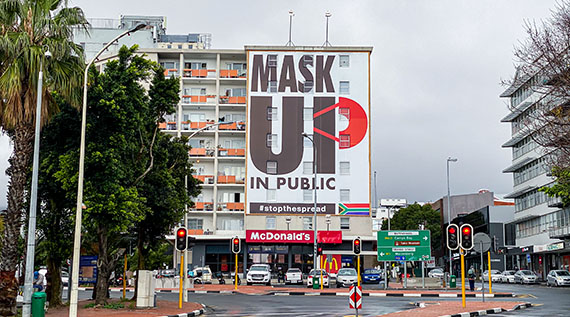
[377,230,431,261]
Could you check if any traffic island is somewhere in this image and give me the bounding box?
[45,300,205,317]
[380,301,533,317]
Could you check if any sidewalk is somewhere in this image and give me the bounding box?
[46,300,204,317]
[381,301,531,317]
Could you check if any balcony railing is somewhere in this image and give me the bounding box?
[192,202,213,211]
[193,175,214,184]
[218,148,245,157]
[181,121,216,131]
[181,95,216,104]
[218,202,245,211]
[159,121,177,130]
[189,148,215,157]
[218,122,246,131]
[164,69,178,77]
[219,69,246,78]
[219,96,246,104]
[217,175,245,184]
[183,69,216,78]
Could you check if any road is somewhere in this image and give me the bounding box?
[65,281,570,316]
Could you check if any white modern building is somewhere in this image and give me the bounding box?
[372,198,407,231]
[500,75,570,278]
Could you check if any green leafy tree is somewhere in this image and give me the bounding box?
[54,46,196,304]
[381,203,442,252]
[0,1,87,314]
[541,167,570,207]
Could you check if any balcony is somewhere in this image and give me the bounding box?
[180,120,216,131]
[193,175,214,184]
[218,122,246,131]
[182,95,216,104]
[192,201,214,211]
[159,121,177,130]
[219,69,246,79]
[218,148,245,157]
[164,69,178,77]
[189,147,215,157]
[183,69,216,78]
[218,202,245,211]
[217,175,245,184]
[219,96,246,104]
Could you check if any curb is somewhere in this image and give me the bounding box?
[159,303,206,317]
[438,302,533,317]
[267,291,514,298]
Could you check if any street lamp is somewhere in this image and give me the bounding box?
[285,216,292,230]
[446,156,458,288]
[69,23,147,317]
[22,48,51,317]
[301,132,318,269]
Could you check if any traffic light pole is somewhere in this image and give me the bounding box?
[460,249,466,308]
[488,251,492,294]
[179,252,184,309]
[235,253,238,290]
[357,255,361,286]
[320,256,323,290]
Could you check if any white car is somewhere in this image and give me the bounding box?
[61,271,69,286]
[482,270,502,282]
[336,268,358,287]
[428,268,444,279]
[307,269,329,288]
[285,268,303,284]
[547,270,570,287]
[191,266,212,284]
[500,270,516,283]
[246,264,271,286]
[514,270,538,284]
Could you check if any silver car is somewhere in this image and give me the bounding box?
[482,270,502,282]
[547,270,570,287]
[336,268,358,288]
[500,270,516,283]
[514,270,538,284]
[428,268,444,279]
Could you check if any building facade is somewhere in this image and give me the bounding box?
[500,78,570,278]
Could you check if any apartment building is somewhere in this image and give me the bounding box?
[500,77,570,278]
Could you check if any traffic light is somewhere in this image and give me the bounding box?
[460,224,473,250]
[231,236,241,254]
[446,224,459,250]
[175,227,187,251]
[353,237,361,255]
[317,244,323,256]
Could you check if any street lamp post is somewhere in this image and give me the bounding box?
[285,216,291,231]
[22,49,51,317]
[446,157,458,288]
[69,23,147,317]
[326,215,331,231]
[302,133,318,269]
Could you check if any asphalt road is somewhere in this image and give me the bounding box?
[66,281,570,316]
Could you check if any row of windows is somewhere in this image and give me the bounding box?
[510,75,542,108]
[515,208,570,239]
[513,135,538,160]
[266,188,351,202]
[513,158,549,186]
[511,104,537,135]
[515,189,546,212]
[265,216,351,230]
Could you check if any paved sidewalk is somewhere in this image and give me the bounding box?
[46,300,204,317]
[381,301,530,317]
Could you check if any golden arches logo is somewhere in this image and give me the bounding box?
[323,257,339,271]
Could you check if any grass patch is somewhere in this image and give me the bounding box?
[83,303,96,308]
[103,302,124,309]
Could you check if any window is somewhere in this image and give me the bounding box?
[340,189,350,202]
[372,219,382,231]
[339,55,350,67]
[267,107,278,121]
[221,219,243,231]
[303,217,313,230]
[266,134,277,147]
[339,81,350,94]
[160,61,177,69]
[303,108,313,121]
[178,45,183,49]
[269,80,277,93]
[267,161,277,174]
[188,218,203,230]
[339,135,350,148]
[303,134,313,148]
[267,189,276,201]
[266,216,276,229]
[339,107,350,121]
[303,190,313,202]
[303,162,313,174]
[340,162,350,175]
[268,55,278,67]
[340,217,350,230]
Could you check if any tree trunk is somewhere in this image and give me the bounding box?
[46,257,62,307]
[95,224,111,305]
[0,125,35,316]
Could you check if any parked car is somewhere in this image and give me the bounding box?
[482,270,502,282]
[285,268,303,285]
[362,268,382,284]
[246,264,271,286]
[190,267,212,284]
[61,271,69,286]
[547,270,570,287]
[514,270,538,284]
[158,269,175,278]
[428,268,444,279]
[500,270,516,283]
[307,269,329,288]
[336,268,358,287]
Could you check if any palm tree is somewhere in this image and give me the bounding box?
[0,1,87,315]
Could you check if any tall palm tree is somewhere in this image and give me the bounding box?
[0,1,87,315]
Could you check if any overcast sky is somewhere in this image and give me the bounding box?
[0,0,559,208]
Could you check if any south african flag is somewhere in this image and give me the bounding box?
[338,203,370,215]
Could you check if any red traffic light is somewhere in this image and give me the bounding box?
[354,239,360,245]
[448,227,456,234]
[177,228,186,237]
[462,227,471,235]
[233,238,239,245]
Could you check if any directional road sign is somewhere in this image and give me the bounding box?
[349,285,362,309]
[377,230,431,261]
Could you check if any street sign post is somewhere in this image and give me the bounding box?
[377,230,431,261]
[349,285,362,316]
